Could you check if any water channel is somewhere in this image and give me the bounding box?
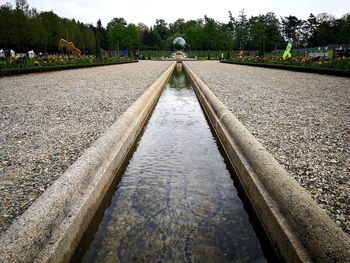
[73,66,269,262]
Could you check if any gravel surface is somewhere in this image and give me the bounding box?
[0,61,172,234]
[186,61,350,235]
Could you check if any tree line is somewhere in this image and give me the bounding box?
[1,0,349,55]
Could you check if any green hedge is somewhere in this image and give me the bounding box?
[139,50,231,60]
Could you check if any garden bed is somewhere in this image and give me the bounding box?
[221,60,350,77]
[0,60,138,77]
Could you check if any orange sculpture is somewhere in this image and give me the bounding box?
[58,39,82,57]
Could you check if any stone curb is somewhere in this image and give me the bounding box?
[183,62,350,262]
[0,62,176,263]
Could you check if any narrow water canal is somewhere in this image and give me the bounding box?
[75,66,268,262]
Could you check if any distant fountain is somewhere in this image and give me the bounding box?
[173,37,186,62]
[162,37,196,61]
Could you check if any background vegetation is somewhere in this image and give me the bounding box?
[0,0,349,55]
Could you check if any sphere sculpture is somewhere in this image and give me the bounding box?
[173,37,186,50]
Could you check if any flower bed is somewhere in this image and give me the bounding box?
[0,55,138,76]
[222,56,350,77]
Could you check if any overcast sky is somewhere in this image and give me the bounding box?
[4,0,350,27]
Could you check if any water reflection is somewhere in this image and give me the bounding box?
[169,70,189,90]
[79,71,267,263]
[176,62,183,73]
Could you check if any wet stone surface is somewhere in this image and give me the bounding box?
[0,61,173,234]
[186,61,350,235]
[78,70,266,262]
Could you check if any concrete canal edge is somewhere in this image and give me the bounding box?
[0,62,176,263]
[183,62,350,262]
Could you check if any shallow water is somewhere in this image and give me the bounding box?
[78,68,267,262]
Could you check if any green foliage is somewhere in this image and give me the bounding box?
[233,9,250,50]
[281,15,302,42]
[226,50,231,59]
[106,21,141,51]
[249,13,284,55]
[95,33,101,58]
[0,0,349,57]
[0,2,96,53]
[107,22,125,50]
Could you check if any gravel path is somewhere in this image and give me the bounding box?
[0,61,172,234]
[186,61,350,235]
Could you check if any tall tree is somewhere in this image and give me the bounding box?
[301,13,318,46]
[264,12,284,50]
[0,3,14,49]
[15,0,29,14]
[249,15,266,55]
[203,15,218,50]
[124,23,141,50]
[107,21,126,50]
[281,15,302,45]
[228,11,235,31]
[107,17,127,31]
[95,19,107,50]
[234,9,250,50]
[137,23,151,49]
[309,13,337,46]
[335,14,350,44]
[38,11,64,52]
[169,18,185,35]
[153,19,169,49]
[149,27,162,50]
